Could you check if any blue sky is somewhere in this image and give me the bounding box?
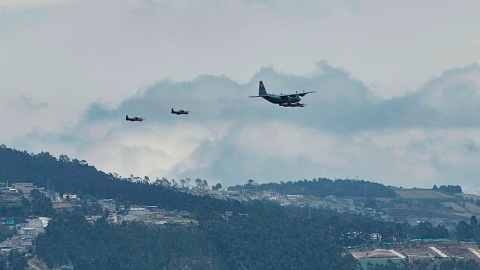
[1,0,480,191]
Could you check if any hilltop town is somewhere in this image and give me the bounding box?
[1,145,480,270]
[3,178,480,269]
[191,181,479,233]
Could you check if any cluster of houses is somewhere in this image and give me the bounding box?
[0,217,51,254]
[203,188,391,219]
[200,188,464,233]
[0,182,34,203]
[404,217,460,233]
[0,182,53,255]
[0,180,466,255]
[92,199,198,226]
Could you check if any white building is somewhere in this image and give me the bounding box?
[12,182,34,194]
[287,195,304,200]
[21,228,36,237]
[128,207,146,216]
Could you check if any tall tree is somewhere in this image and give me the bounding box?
[471,215,478,226]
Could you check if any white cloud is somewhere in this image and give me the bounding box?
[6,62,480,192]
[0,0,69,7]
[236,122,347,166]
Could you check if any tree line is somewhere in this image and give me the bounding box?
[36,209,362,270]
[432,184,463,194]
[231,178,397,198]
[0,146,242,216]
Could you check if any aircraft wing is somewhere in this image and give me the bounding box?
[279,91,316,97]
[248,95,271,98]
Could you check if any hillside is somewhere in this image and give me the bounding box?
[382,188,479,219]
[2,145,480,270]
[233,178,397,198]
[0,145,242,215]
[393,188,455,199]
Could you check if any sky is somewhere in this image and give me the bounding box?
[1,0,480,192]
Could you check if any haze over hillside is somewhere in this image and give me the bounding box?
[2,145,480,270]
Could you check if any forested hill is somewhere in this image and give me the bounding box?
[0,145,242,214]
[237,178,397,198]
[36,208,362,270]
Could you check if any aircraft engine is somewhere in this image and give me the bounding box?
[288,95,301,103]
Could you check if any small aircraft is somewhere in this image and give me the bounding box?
[249,81,315,107]
[171,108,189,115]
[126,115,144,122]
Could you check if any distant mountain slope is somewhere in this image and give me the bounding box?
[237,178,397,198]
[393,188,455,199]
[0,146,242,214]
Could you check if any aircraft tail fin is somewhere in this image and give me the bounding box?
[259,81,267,96]
[171,108,174,113]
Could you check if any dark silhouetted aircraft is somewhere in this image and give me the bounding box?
[249,81,315,107]
[126,115,144,122]
[171,108,189,115]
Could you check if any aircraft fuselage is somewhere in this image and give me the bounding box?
[126,115,143,121]
[171,108,189,115]
[263,95,301,105]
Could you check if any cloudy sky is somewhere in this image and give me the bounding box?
[1,0,480,191]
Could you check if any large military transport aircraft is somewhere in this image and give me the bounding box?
[171,108,189,115]
[249,81,315,107]
[126,115,144,122]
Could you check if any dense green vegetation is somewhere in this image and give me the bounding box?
[233,178,397,198]
[37,209,362,270]
[0,226,15,242]
[415,221,448,239]
[36,215,226,270]
[0,250,27,270]
[28,189,55,216]
[34,202,455,270]
[455,215,480,241]
[0,203,24,218]
[433,184,463,194]
[206,208,359,270]
[0,190,54,219]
